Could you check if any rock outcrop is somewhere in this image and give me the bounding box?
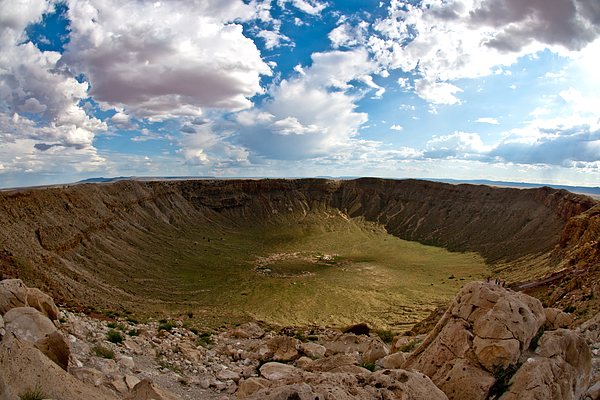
[501,329,592,400]
[403,281,591,400]
[0,279,28,314]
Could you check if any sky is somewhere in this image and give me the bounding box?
[1,0,599,188]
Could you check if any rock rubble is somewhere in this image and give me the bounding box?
[2,279,600,400]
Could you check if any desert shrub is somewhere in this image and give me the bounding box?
[107,329,124,344]
[529,327,545,351]
[158,322,175,332]
[400,339,422,353]
[93,345,115,359]
[107,322,117,328]
[294,331,308,342]
[20,385,45,400]
[196,331,214,347]
[126,317,139,324]
[375,330,395,343]
[488,363,521,399]
[128,329,139,336]
[360,361,377,372]
[564,305,576,313]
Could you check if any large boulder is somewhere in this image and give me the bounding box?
[232,322,265,339]
[259,362,299,381]
[0,334,118,400]
[324,332,370,354]
[403,282,546,400]
[124,379,183,400]
[381,351,406,369]
[26,288,60,321]
[69,366,104,387]
[500,330,592,400]
[245,369,448,400]
[302,353,359,372]
[543,308,572,330]
[265,336,302,362]
[3,307,57,344]
[298,342,326,359]
[499,329,592,400]
[362,337,389,364]
[34,330,70,371]
[237,377,270,398]
[0,374,18,400]
[0,279,28,314]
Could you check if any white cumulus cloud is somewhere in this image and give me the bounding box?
[63,0,273,120]
[477,118,499,124]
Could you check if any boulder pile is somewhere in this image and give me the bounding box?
[2,279,600,399]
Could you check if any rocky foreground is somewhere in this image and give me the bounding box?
[2,279,600,400]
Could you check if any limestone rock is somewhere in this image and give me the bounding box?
[123,339,142,354]
[362,337,389,364]
[259,362,299,380]
[0,334,118,399]
[585,380,600,400]
[296,356,312,369]
[266,336,301,361]
[232,322,265,339]
[381,351,406,369]
[298,342,326,359]
[403,282,546,400]
[178,341,203,363]
[118,355,135,370]
[94,357,118,374]
[26,287,60,321]
[110,375,130,394]
[544,308,573,330]
[499,358,581,400]
[328,365,371,374]
[124,375,141,391]
[391,335,426,353]
[34,330,70,371]
[124,379,183,400]
[245,383,317,400]
[0,374,18,400]
[69,366,103,386]
[302,353,358,372]
[473,336,520,372]
[237,377,270,398]
[3,307,56,344]
[0,279,28,315]
[370,369,448,400]
[436,358,495,400]
[324,332,369,354]
[534,328,592,397]
[217,369,241,382]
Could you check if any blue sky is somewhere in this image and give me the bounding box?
[1,0,599,188]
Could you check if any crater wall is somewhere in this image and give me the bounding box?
[0,178,596,307]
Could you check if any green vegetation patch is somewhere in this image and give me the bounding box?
[79,207,489,330]
[93,345,115,359]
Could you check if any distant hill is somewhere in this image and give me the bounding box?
[76,176,600,196]
[429,178,600,196]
